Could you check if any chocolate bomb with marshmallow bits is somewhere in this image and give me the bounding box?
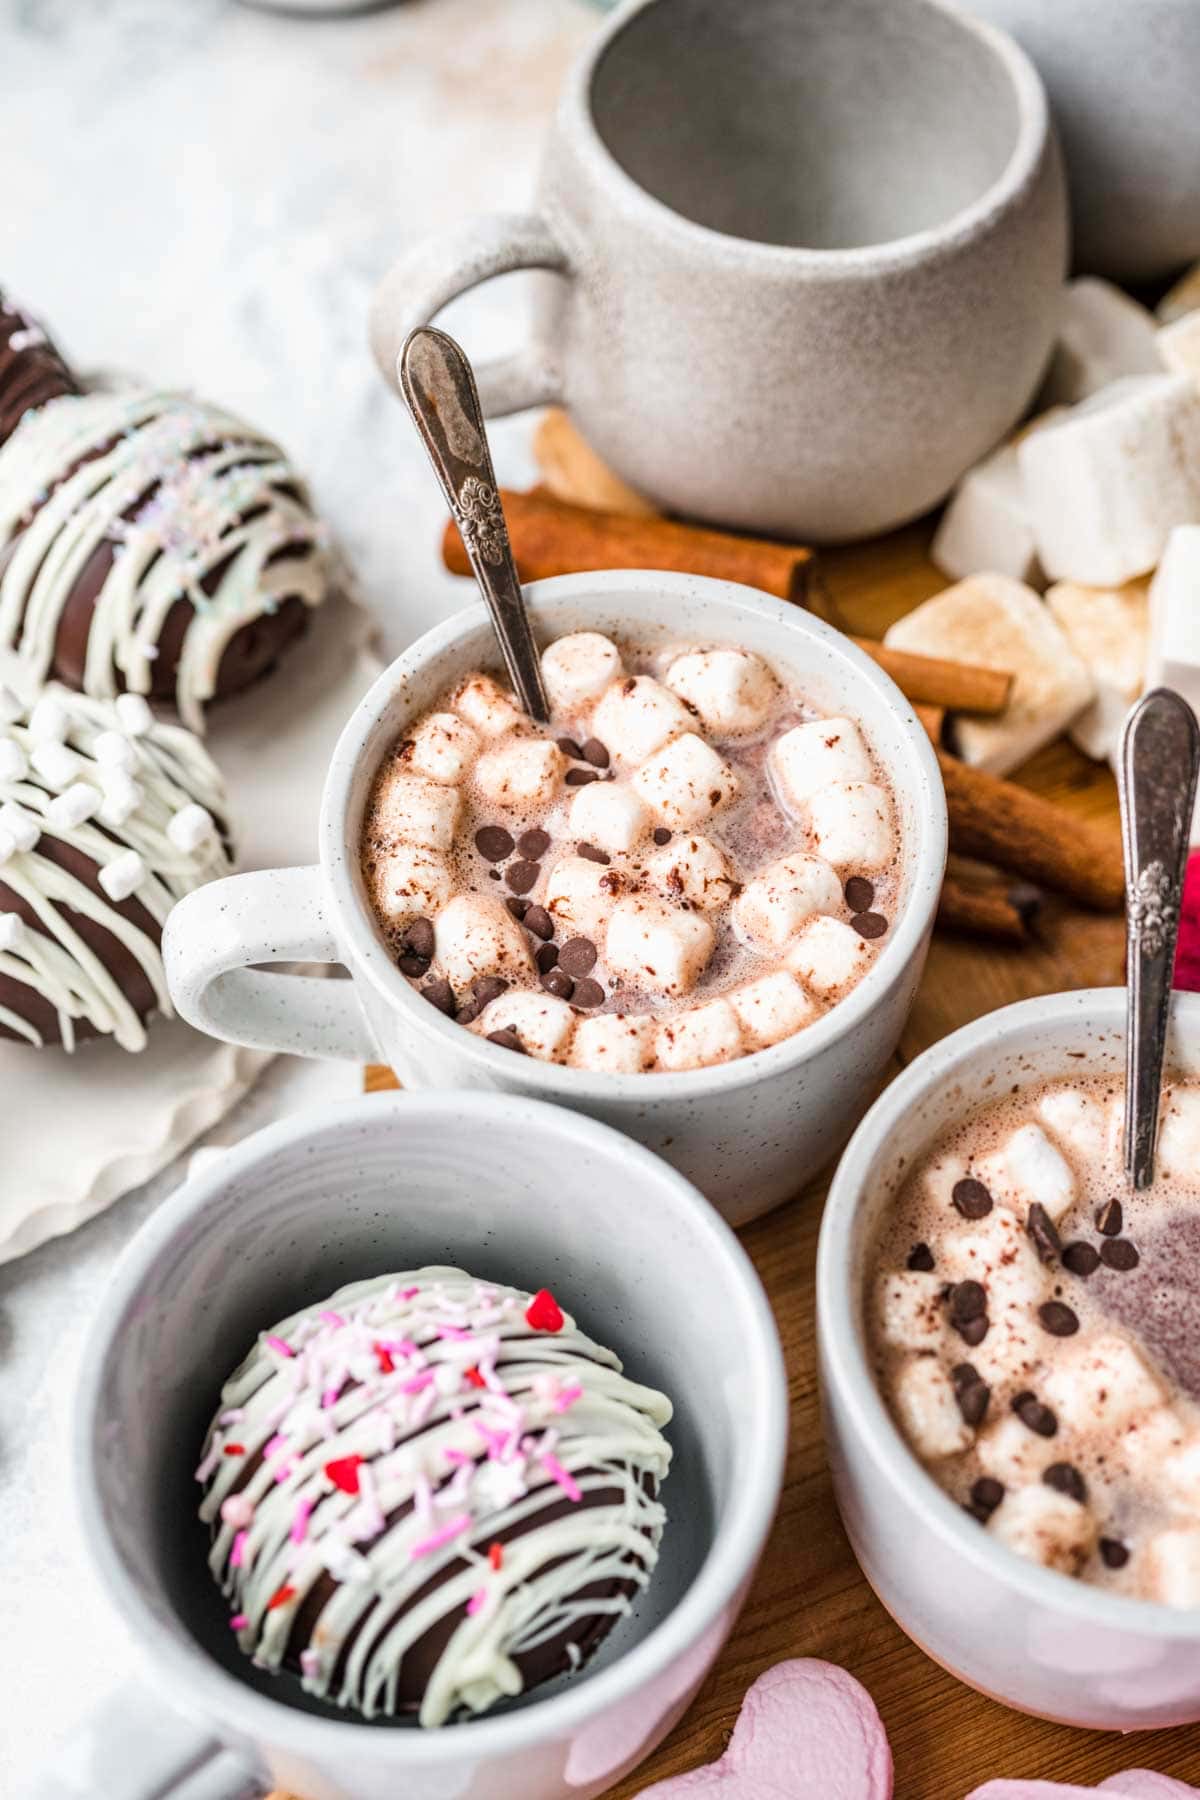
[196,1268,673,1726]
[0,683,231,1050]
[0,291,79,445]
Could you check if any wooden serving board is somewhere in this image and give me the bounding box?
[272,492,1199,1800]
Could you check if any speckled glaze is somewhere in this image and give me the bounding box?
[957,0,1200,282]
[72,1092,787,1800]
[369,0,1067,543]
[818,988,1200,1730]
[164,570,947,1226]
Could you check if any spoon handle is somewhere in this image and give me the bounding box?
[399,326,550,722]
[1118,687,1200,1188]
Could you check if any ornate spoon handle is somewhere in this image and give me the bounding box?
[399,326,549,722]
[1118,687,1200,1187]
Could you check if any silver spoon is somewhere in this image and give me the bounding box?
[399,326,550,723]
[1118,686,1200,1187]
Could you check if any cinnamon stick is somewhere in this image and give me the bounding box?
[854,640,1012,717]
[915,704,945,745]
[937,874,1042,944]
[533,411,657,517]
[938,751,1124,912]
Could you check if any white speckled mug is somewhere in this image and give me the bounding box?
[369,0,1067,541]
[164,571,947,1226]
[818,989,1200,1728]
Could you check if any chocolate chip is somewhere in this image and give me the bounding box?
[844,876,875,912]
[577,842,611,865]
[565,767,600,787]
[523,905,554,941]
[1062,1240,1100,1277]
[970,1476,1004,1520]
[517,828,551,860]
[572,978,605,1009]
[952,1362,991,1427]
[956,1313,989,1346]
[506,896,529,921]
[1012,1391,1058,1438]
[652,828,673,846]
[1026,1202,1062,1265]
[397,952,431,978]
[1043,1461,1087,1504]
[542,967,575,999]
[851,911,889,940]
[421,978,456,1018]
[475,825,514,862]
[535,943,559,974]
[1099,1537,1129,1569]
[559,937,598,978]
[948,1279,986,1324]
[1096,1198,1124,1237]
[556,737,583,759]
[1100,1237,1139,1271]
[457,975,509,1025]
[581,737,610,768]
[906,1242,935,1271]
[1038,1300,1079,1336]
[487,1028,525,1054]
[402,918,435,961]
[506,859,540,894]
[952,1177,993,1220]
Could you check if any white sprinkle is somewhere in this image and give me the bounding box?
[0,738,28,783]
[98,771,142,827]
[168,803,215,854]
[0,911,27,953]
[0,686,22,725]
[30,741,82,790]
[28,696,69,745]
[114,693,154,737]
[93,730,137,771]
[98,850,146,902]
[0,801,39,852]
[47,782,100,830]
[321,1538,371,1583]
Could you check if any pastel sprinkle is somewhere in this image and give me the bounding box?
[230,1530,249,1568]
[489,1542,504,1571]
[267,1584,297,1611]
[325,1454,364,1496]
[374,1344,395,1375]
[229,1613,248,1631]
[290,1499,313,1545]
[220,1494,254,1529]
[400,1370,433,1395]
[265,1434,289,1459]
[300,1648,321,1678]
[436,1324,470,1341]
[223,1443,246,1457]
[265,1335,294,1359]
[400,1286,420,1300]
[541,1453,582,1504]
[318,1310,345,1328]
[466,1587,487,1617]
[409,1514,472,1559]
[554,1383,584,1413]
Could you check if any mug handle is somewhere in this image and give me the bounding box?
[32,1680,260,1799]
[163,865,378,1062]
[368,211,569,415]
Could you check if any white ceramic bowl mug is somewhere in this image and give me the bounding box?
[369,0,1066,542]
[163,571,948,1226]
[56,1091,787,1800]
[818,989,1200,1729]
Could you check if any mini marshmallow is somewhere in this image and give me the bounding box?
[114,693,154,737]
[785,914,872,997]
[664,648,777,736]
[568,780,650,855]
[432,894,534,992]
[373,774,461,852]
[1161,1433,1200,1513]
[544,855,612,938]
[92,729,138,771]
[1159,310,1200,390]
[1040,278,1163,407]
[474,738,564,810]
[1158,261,1200,324]
[98,849,146,902]
[1155,1082,1200,1182]
[450,673,524,739]
[1000,1121,1076,1223]
[873,1269,946,1352]
[1146,526,1200,727]
[1019,374,1200,586]
[632,732,737,829]
[590,675,694,768]
[940,1209,1049,1315]
[654,998,744,1071]
[46,782,100,831]
[1036,1083,1121,1167]
[988,1484,1095,1576]
[891,1358,973,1460]
[98,771,143,829]
[167,804,217,854]
[1144,1528,1200,1608]
[884,575,1094,774]
[0,685,21,724]
[1042,1333,1165,1435]
[541,632,622,711]
[27,695,69,744]
[370,845,454,928]
[1045,578,1150,762]
[975,1415,1051,1488]
[770,716,873,811]
[931,437,1043,587]
[30,741,82,789]
[475,991,577,1062]
[729,970,814,1050]
[0,911,27,953]
[807,783,893,873]
[405,712,480,786]
[645,831,734,910]
[734,852,842,951]
[605,895,715,997]
[0,800,39,852]
[569,1012,656,1074]
[0,738,27,783]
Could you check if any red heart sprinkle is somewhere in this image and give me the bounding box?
[267,1584,297,1611]
[374,1343,395,1374]
[325,1454,363,1495]
[464,1366,487,1388]
[489,1542,504,1571]
[524,1289,564,1333]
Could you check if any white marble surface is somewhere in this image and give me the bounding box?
[0,1,595,1791]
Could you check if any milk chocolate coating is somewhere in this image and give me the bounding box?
[0,294,79,446]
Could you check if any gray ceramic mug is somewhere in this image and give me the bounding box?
[370,0,1067,542]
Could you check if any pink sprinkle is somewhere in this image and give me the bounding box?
[218,1408,245,1425]
[318,1310,345,1329]
[265,1434,289,1459]
[273,1461,296,1485]
[466,1587,487,1617]
[473,1421,507,1457]
[322,1387,340,1410]
[541,1453,582,1504]
[220,1494,254,1529]
[194,1447,220,1484]
[400,1286,420,1300]
[444,1448,471,1467]
[554,1384,584,1413]
[409,1514,472,1559]
[290,1499,313,1545]
[265,1335,294,1359]
[436,1324,470,1341]
[230,1613,248,1631]
[400,1370,433,1395]
[230,1530,249,1568]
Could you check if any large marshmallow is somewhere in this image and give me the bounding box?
[1144,1529,1200,1607]
[734,852,842,951]
[1160,310,1200,390]
[770,716,873,811]
[632,732,737,829]
[1040,278,1163,407]
[404,712,480,786]
[988,1484,1095,1575]
[873,1269,945,1353]
[451,673,524,738]
[370,846,454,928]
[568,780,650,855]
[807,782,893,873]
[1146,526,1200,729]
[569,1012,656,1075]
[373,774,462,852]
[1045,579,1149,762]
[655,998,744,1071]
[975,1415,1050,1488]
[729,970,815,1050]
[939,1209,1048,1315]
[605,895,715,998]
[931,439,1042,587]
[432,895,534,992]
[474,738,564,810]
[1155,1081,1200,1182]
[646,832,734,911]
[474,991,577,1062]
[1018,375,1200,586]
[995,1121,1077,1223]
[541,632,622,712]
[591,676,694,768]
[891,1358,973,1460]
[1036,1083,1121,1167]
[544,855,613,938]
[1042,1333,1165,1436]
[664,648,777,736]
[785,914,872,997]
[884,575,1094,775]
